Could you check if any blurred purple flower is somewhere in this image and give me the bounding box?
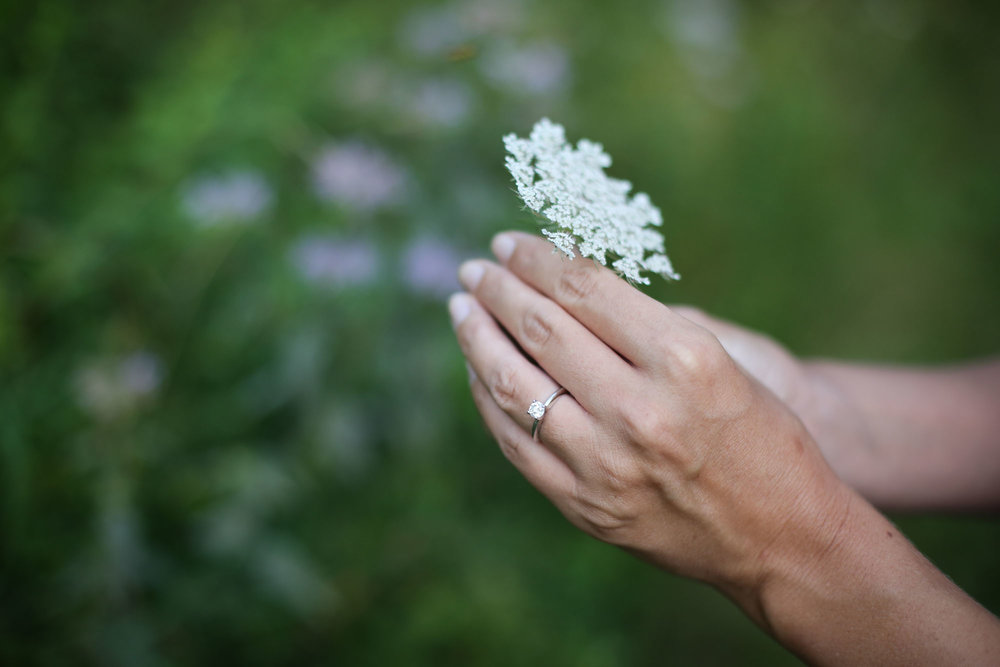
[480,41,571,96]
[181,170,273,225]
[75,351,163,421]
[402,237,465,299]
[290,234,380,289]
[311,141,409,212]
[121,352,162,395]
[410,78,474,129]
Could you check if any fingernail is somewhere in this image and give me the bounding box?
[458,261,484,290]
[448,292,472,326]
[491,233,515,263]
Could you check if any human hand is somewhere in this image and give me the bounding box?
[449,232,856,611]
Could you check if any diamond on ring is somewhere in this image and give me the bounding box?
[527,400,546,420]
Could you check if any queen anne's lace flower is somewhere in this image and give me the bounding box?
[503,118,679,284]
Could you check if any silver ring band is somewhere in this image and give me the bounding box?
[528,387,568,441]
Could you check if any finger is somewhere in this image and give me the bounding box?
[491,231,692,368]
[450,292,596,473]
[457,259,634,416]
[469,376,576,503]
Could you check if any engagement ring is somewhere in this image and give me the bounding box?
[528,387,568,441]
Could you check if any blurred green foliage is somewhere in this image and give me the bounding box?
[2,0,999,664]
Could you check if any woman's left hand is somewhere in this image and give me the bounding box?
[449,231,856,610]
[450,232,1000,664]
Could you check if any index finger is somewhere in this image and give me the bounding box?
[492,232,689,368]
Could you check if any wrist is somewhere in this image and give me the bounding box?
[751,490,901,658]
[748,489,999,664]
[752,487,883,622]
[796,362,881,496]
[797,361,859,435]
[709,422,862,629]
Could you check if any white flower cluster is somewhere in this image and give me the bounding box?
[503,118,679,284]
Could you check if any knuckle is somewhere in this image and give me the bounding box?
[581,508,631,539]
[658,442,703,483]
[618,405,704,483]
[669,332,726,377]
[572,484,637,540]
[620,402,668,443]
[555,265,599,304]
[595,450,642,494]
[522,307,554,348]
[495,431,522,463]
[489,363,521,413]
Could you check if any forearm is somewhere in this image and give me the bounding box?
[799,359,1000,510]
[753,488,1000,665]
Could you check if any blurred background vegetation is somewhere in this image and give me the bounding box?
[2,0,999,664]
